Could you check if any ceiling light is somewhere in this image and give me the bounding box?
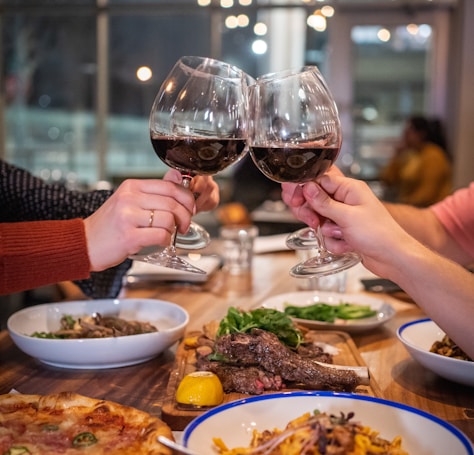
[254,22,268,36]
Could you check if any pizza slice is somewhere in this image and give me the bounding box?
[0,392,173,455]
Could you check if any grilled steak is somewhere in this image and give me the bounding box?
[210,329,361,392]
[196,357,285,394]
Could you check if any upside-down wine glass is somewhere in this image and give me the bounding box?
[248,66,360,278]
[131,56,251,273]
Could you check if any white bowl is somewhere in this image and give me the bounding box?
[183,391,473,455]
[397,318,474,387]
[7,298,189,369]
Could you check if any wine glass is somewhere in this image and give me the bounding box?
[248,66,360,278]
[132,56,251,273]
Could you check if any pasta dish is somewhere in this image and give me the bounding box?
[213,410,408,455]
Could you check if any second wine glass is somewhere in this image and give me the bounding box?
[248,66,360,278]
[134,56,251,273]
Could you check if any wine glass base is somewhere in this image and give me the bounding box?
[290,251,361,278]
[130,250,207,274]
[175,222,211,250]
[286,227,325,250]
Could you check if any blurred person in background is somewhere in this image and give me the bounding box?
[379,115,452,207]
[0,159,219,297]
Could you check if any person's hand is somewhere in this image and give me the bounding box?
[163,169,220,213]
[281,182,320,228]
[281,165,344,229]
[300,174,415,278]
[84,179,196,271]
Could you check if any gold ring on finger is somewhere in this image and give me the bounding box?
[148,209,155,228]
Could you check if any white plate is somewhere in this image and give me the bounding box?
[253,233,292,254]
[183,391,473,455]
[260,291,395,333]
[7,298,189,369]
[397,318,474,387]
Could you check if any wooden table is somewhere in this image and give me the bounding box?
[1,250,473,441]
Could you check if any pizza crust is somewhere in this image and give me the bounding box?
[0,392,173,454]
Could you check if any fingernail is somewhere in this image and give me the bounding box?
[333,229,343,239]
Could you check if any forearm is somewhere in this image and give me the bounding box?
[384,203,436,242]
[383,202,468,263]
[384,236,474,359]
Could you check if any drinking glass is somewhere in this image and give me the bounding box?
[248,66,360,277]
[132,56,251,273]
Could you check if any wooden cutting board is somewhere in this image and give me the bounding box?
[161,330,382,430]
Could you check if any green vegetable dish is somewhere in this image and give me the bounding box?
[283,302,377,323]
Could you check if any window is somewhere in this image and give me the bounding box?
[1,0,448,189]
[350,24,433,180]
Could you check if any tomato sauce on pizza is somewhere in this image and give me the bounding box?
[0,392,172,454]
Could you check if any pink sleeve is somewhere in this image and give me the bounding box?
[430,182,474,259]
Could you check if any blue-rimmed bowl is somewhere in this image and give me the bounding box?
[183,391,473,455]
[397,318,474,387]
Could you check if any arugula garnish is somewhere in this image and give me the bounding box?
[216,307,303,348]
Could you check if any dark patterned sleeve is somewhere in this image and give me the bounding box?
[0,160,112,221]
[0,159,132,298]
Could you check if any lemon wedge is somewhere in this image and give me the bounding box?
[175,371,224,406]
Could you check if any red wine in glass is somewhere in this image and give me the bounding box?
[250,144,339,183]
[151,136,247,176]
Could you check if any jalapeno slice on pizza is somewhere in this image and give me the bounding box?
[72,432,98,448]
[0,392,173,454]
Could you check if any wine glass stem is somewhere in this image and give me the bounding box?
[313,226,327,256]
[170,227,178,251]
[163,176,192,254]
[171,174,195,250]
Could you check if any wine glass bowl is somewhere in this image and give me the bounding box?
[134,56,251,273]
[249,67,341,184]
[150,56,250,180]
[248,66,360,277]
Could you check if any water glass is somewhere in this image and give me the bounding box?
[219,225,259,275]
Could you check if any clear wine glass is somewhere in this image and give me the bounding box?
[132,56,251,273]
[248,66,360,278]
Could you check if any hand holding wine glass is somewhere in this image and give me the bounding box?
[132,56,251,273]
[248,66,360,277]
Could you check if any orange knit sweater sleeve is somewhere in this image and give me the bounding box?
[0,219,91,295]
